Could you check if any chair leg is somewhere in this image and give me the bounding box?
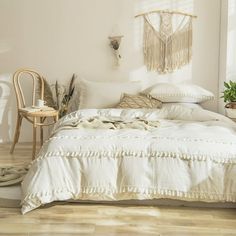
[10,114,23,154]
[32,117,37,160]
[40,117,43,146]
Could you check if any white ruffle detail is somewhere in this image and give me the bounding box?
[21,186,236,214]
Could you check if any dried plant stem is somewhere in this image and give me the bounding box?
[55,81,59,110]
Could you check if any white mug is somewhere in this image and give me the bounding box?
[36,99,46,108]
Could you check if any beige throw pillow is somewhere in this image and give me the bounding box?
[116,93,162,109]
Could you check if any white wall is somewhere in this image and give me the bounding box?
[0,0,221,143]
[219,0,229,114]
[192,0,221,111]
[226,0,236,82]
[219,0,236,114]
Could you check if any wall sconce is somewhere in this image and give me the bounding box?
[108,35,123,66]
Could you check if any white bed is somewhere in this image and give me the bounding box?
[21,105,236,214]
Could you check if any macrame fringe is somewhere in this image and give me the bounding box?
[143,13,193,73]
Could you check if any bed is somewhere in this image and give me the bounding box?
[21,104,236,214]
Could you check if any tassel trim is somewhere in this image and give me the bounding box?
[147,93,214,102]
[34,149,236,164]
[46,134,236,146]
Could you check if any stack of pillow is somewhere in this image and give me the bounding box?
[68,78,214,112]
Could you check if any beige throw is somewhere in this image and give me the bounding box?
[51,116,160,136]
[0,166,28,187]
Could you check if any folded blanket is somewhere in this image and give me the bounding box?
[0,166,29,187]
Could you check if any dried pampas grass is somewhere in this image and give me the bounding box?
[37,74,77,118]
[59,74,76,117]
[42,77,56,108]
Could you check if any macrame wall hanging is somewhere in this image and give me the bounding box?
[135,10,197,74]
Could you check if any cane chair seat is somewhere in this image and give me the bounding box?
[19,107,58,117]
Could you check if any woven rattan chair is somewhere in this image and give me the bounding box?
[10,69,58,159]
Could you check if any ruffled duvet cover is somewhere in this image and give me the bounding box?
[21,105,236,214]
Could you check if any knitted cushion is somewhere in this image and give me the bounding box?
[116,93,162,109]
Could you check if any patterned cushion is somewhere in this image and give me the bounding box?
[116,93,162,109]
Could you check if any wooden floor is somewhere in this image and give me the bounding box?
[0,143,236,236]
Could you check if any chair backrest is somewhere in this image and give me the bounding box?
[12,69,44,109]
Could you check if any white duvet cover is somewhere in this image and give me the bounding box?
[21,105,236,214]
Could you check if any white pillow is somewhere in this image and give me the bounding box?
[142,83,214,103]
[71,79,142,109]
[162,102,202,109]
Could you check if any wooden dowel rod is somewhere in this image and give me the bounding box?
[135,10,197,18]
